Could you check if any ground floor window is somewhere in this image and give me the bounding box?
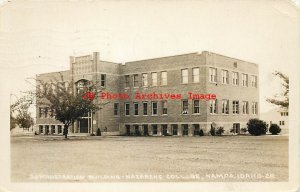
[45,125,49,135]
[162,124,168,136]
[39,125,43,133]
[51,125,55,134]
[58,125,62,134]
[172,124,178,135]
[152,124,158,135]
[182,124,188,135]
[134,125,140,135]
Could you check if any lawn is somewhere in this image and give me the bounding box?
[10,135,288,182]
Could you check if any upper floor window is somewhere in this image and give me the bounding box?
[252,102,258,115]
[251,75,257,88]
[233,100,239,114]
[152,102,158,116]
[221,70,229,84]
[210,100,217,114]
[133,74,139,87]
[281,112,288,116]
[192,68,200,83]
[142,73,148,87]
[114,103,119,116]
[242,101,249,114]
[209,68,217,83]
[181,69,188,84]
[125,103,130,116]
[193,100,200,114]
[162,100,168,115]
[232,72,239,85]
[222,99,229,114]
[182,100,189,114]
[134,102,139,116]
[242,74,248,87]
[151,72,158,86]
[161,71,167,86]
[143,102,148,116]
[101,74,106,87]
[125,75,130,88]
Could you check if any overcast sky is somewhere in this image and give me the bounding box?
[0,0,299,113]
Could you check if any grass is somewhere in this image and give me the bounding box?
[10,135,288,182]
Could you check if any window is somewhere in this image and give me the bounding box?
[39,125,43,133]
[252,102,258,115]
[114,103,119,116]
[45,108,48,118]
[142,73,148,87]
[222,99,229,114]
[279,121,285,126]
[151,72,157,86]
[209,68,217,83]
[101,74,106,87]
[172,124,178,135]
[125,75,130,88]
[133,74,139,87]
[242,101,249,114]
[221,70,229,84]
[125,103,130,116]
[232,72,239,85]
[162,124,168,136]
[39,108,43,118]
[193,100,200,114]
[162,100,168,115]
[182,100,189,114]
[281,112,288,116]
[51,125,55,134]
[233,100,239,114]
[251,75,257,88]
[181,69,188,84]
[58,125,62,134]
[134,102,139,116]
[210,100,217,114]
[152,102,158,115]
[143,102,148,116]
[242,74,248,87]
[152,124,158,135]
[192,68,200,83]
[161,71,167,85]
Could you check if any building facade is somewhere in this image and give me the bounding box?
[260,108,289,134]
[35,51,259,136]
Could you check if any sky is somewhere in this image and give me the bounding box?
[0,0,299,113]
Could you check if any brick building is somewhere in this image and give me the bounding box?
[35,51,259,136]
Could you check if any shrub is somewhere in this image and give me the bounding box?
[269,124,281,135]
[96,128,101,136]
[90,133,95,136]
[247,118,267,136]
[241,128,248,134]
[134,130,142,136]
[209,126,216,136]
[215,127,224,136]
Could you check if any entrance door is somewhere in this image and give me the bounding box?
[125,125,130,135]
[233,123,240,134]
[79,119,89,133]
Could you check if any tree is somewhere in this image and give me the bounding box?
[36,76,100,139]
[266,71,289,108]
[247,118,267,136]
[10,95,34,130]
